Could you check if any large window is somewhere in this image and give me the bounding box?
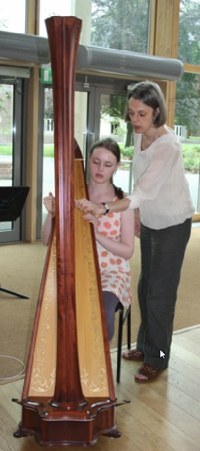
[39,0,71,37]
[178,0,200,65]
[176,0,200,214]
[0,0,26,33]
[175,74,200,211]
[91,0,150,53]
[39,0,150,53]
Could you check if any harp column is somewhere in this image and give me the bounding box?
[45,16,84,406]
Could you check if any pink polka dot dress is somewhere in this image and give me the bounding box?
[97,201,132,309]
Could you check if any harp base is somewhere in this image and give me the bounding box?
[13,398,121,446]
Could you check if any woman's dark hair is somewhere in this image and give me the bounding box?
[125,81,167,127]
[89,138,123,199]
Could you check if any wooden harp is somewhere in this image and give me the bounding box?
[13,16,120,446]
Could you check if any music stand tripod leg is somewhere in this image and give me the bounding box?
[0,286,29,299]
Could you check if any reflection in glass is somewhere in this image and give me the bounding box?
[0,84,13,231]
[43,88,54,224]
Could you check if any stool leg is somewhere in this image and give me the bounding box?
[117,309,123,383]
[127,307,131,350]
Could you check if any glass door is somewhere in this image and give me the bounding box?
[96,87,133,195]
[37,78,133,237]
[40,86,89,230]
[0,79,25,243]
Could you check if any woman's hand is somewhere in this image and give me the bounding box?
[75,198,104,216]
[134,208,141,238]
[43,192,55,217]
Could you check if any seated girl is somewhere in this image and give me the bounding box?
[41,138,134,342]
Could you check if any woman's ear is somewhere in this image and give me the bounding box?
[153,107,160,124]
[154,107,160,118]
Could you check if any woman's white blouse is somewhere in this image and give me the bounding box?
[127,126,195,229]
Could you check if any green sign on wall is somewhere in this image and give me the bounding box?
[40,68,52,84]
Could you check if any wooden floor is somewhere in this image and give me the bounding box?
[1,325,200,451]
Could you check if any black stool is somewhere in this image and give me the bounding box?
[115,302,131,383]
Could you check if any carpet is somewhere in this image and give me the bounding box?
[0,226,199,383]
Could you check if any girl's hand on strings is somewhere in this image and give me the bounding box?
[83,213,99,233]
[43,192,55,217]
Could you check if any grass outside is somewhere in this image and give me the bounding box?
[0,144,54,157]
[0,142,200,173]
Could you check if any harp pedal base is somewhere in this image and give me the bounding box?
[13,402,121,446]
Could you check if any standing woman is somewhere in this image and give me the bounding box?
[75,81,195,382]
[42,138,134,343]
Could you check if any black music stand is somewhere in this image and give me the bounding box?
[0,186,30,299]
